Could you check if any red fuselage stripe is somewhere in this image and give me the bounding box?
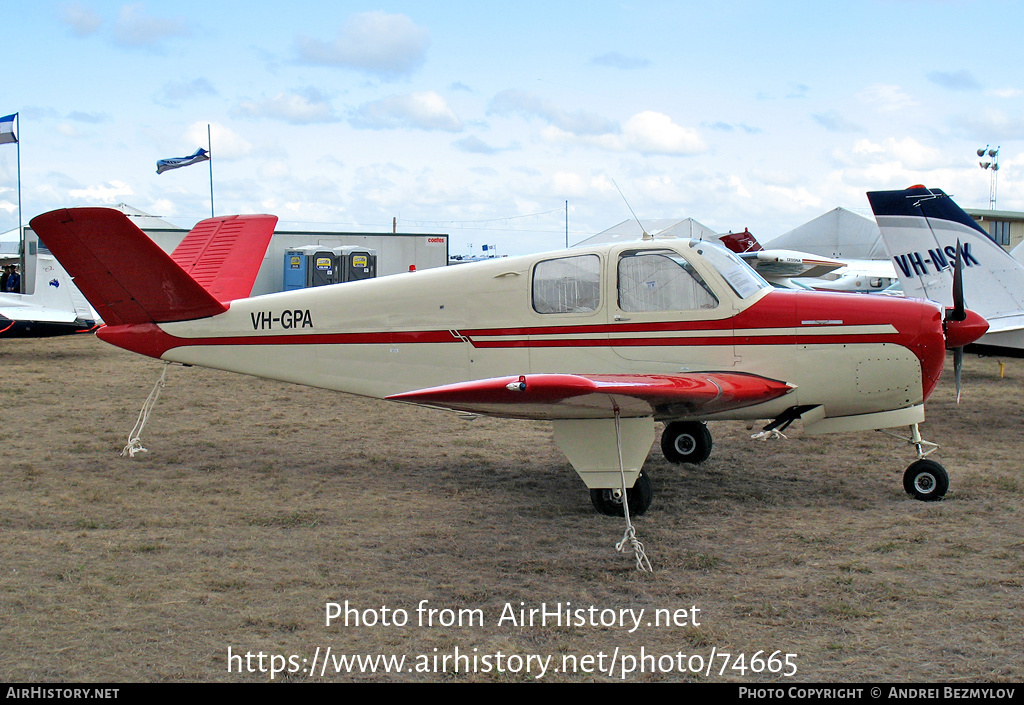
[140,325,897,349]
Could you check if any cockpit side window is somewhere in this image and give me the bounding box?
[617,250,719,312]
[532,254,601,314]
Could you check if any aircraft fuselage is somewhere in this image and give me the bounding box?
[98,239,948,428]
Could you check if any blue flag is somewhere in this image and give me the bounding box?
[0,113,17,145]
[156,147,209,174]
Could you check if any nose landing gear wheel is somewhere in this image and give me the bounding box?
[590,470,653,516]
[903,459,948,501]
[660,421,712,464]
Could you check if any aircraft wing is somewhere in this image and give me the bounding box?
[0,305,78,323]
[739,249,846,279]
[386,372,795,420]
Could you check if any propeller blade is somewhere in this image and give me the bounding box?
[947,239,966,322]
[954,346,964,404]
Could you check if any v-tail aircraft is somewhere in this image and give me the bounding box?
[31,204,989,517]
[869,185,1024,359]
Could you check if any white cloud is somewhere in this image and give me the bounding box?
[234,89,338,125]
[953,108,1024,140]
[69,180,134,203]
[548,171,613,199]
[620,112,706,156]
[351,92,462,132]
[295,11,429,79]
[926,70,981,92]
[851,137,945,170]
[454,135,501,154]
[184,122,252,160]
[147,198,176,217]
[488,90,617,136]
[59,2,102,36]
[764,185,823,210]
[112,3,189,49]
[813,110,864,133]
[857,84,917,112]
[543,111,705,156]
[160,78,217,105]
[591,52,650,70]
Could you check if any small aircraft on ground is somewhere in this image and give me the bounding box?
[0,252,100,337]
[870,185,1024,359]
[31,204,988,518]
[717,229,898,293]
[759,207,900,293]
[716,229,850,289]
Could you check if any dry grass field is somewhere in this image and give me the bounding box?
[1,334,1021,683]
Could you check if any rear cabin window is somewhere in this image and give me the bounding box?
[532,254,601,314]
[617,250,719,312]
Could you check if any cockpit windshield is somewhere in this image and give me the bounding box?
[688,241,771,299]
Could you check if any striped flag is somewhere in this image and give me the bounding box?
[0,114,17,145]
[156,147,210,174]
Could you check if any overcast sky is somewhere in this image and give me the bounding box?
[2,1,1023,256]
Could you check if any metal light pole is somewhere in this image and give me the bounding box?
[977,145,1000,209]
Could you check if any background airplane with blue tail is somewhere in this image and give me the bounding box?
[869,185,1024,359]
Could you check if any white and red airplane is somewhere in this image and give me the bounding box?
[31,205,988,515]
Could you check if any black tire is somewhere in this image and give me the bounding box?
[590,470,653,517]
[661,421,713,464]
[903,459,949,501]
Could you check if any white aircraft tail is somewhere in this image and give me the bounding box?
[868,186,1024,342]
[30,254,96,320]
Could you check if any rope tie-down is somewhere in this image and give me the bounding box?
[121,362,170,458]
[612,410,652,573]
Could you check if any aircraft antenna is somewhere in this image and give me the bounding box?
[613,180,652,240]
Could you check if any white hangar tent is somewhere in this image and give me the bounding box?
[764,207,887,260]
[574,218,719,248]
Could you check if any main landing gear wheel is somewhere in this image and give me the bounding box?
[903,459,949,502]
[661,421,713,465]
[590,470,653,517]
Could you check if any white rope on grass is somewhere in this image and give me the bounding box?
[612,411,652,573]
[122,362,170,458]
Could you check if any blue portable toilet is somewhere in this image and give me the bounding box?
[284,246,340,290]
[283,249,308,291]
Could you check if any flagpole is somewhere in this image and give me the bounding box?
[208,124,214,218]
[16,113,22,293]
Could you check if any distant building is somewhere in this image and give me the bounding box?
[20,204,448,296]
[964,208,1024,251]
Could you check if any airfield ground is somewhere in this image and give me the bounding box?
[0,334,1021,683]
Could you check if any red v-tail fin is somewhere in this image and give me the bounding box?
[170,214,278,303]
[30,208,227,326]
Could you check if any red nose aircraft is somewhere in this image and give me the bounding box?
[31,204,987,517]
